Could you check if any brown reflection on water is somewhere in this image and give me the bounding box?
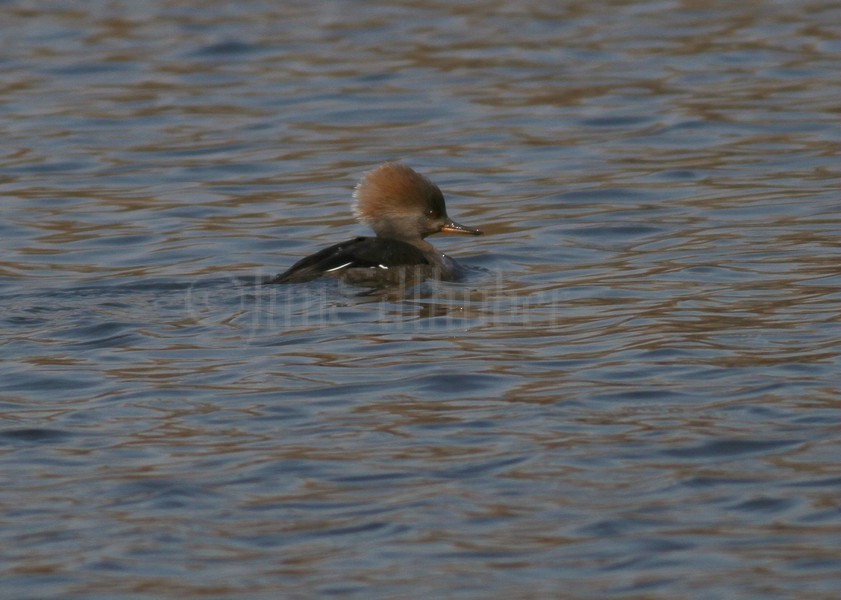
[1,0,841,598]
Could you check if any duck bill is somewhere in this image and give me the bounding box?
[440,219,483,235]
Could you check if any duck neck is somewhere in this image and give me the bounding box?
[406,237,436,254]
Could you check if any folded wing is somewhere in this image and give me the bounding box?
[267,237,432,283]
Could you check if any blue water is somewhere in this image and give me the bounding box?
[2,1,840,598]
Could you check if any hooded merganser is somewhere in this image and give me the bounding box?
[268,163,483,285]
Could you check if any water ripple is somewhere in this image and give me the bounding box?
[1,1,840,598]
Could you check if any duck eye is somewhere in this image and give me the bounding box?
[425,208,437,218]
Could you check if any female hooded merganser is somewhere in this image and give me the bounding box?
[268,163,483,285]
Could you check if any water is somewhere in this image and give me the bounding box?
[2,1,840,597]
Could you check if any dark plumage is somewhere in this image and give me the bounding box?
[268,237,431,284]
[268,163,482,285]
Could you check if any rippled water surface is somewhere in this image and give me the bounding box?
[2,1,841,597]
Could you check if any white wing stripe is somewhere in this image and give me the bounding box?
[326,262,353,272]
